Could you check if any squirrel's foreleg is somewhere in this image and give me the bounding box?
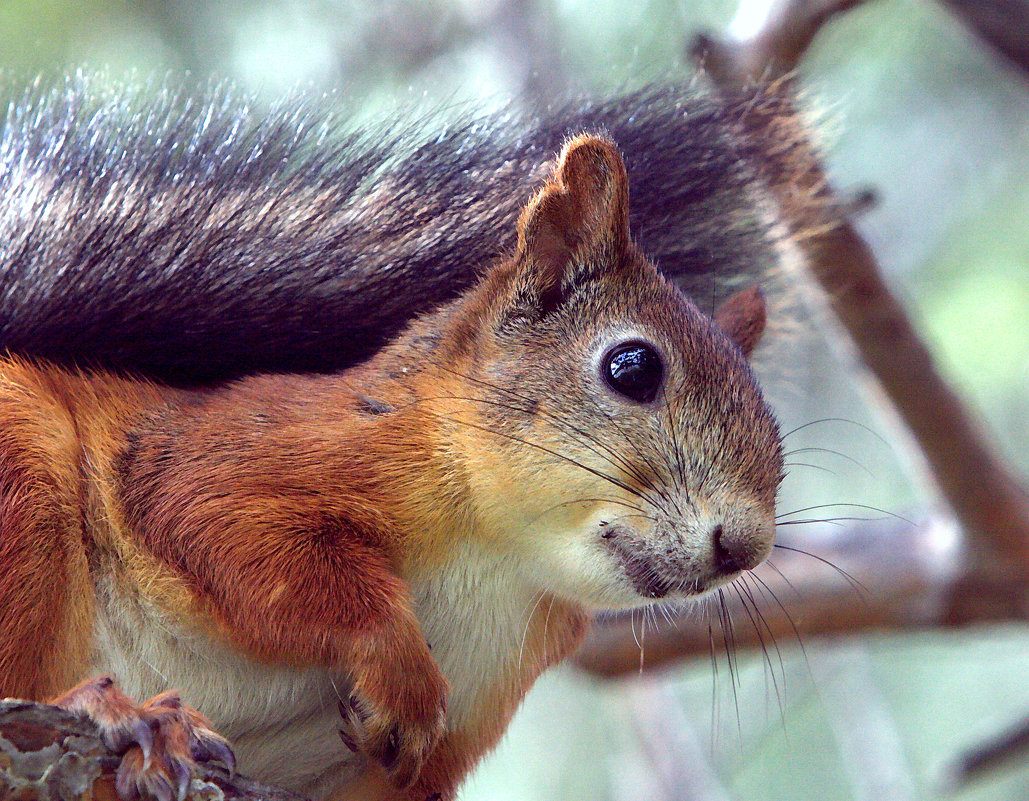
[118,483,450,792]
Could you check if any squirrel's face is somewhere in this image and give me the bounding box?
[441,135,783,610]
[455,260,783,609]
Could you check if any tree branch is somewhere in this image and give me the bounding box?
[936,0,1029,78]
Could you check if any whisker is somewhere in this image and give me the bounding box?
[779,417,890,448]
[776,516,892,527]
[523,497,655,527]
[430,394,674,510]
[656,602,677,627]
[784,462,838,476]
[630,607,642,653]
[403,404,651,501]
[541,595,556,668]
[761,559,803,600]
[517,589,547,672]
[706,601,721,746]
[410,391,665,503]
[748,570,810,669]
[783,446,874,478]
[771,544,868,595]
[776,502,911,523]
[638,608,647,675]
[761,560,798,597]
[741,574,788,662]
[717,589,743,737]
[731,578,785,724]
[777,519,847,528]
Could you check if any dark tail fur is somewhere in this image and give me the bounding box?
[0,76,804,385]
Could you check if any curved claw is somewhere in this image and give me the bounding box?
[338,728,358,753]
[116,753,174,801]
[172,759,191,801]
[131,719,155,768]
[192,735,237,776]
[114,759,137,801]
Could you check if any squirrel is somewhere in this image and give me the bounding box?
[0,134,783,801]
[0,76,807,386]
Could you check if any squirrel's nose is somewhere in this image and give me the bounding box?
[712,524,740,574]
[712,523,765,575]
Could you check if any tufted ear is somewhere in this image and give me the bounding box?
[511,135,631,313]
[714,286,767,357]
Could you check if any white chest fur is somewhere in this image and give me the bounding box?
[407,544,544,730]
[88,575,362,798]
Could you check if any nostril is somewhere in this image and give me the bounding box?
[712,523,742,574]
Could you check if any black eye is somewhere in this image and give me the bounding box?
[603,341,663,403]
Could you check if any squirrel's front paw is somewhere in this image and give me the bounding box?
[52,674,234,801]
[337,665,448,790]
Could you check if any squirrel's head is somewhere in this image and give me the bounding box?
[431,134,783,609]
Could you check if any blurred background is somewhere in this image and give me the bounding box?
[3,1,1028,799]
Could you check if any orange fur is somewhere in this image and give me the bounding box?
[0,361,93,699]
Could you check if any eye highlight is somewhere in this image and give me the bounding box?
[603,341,663,403]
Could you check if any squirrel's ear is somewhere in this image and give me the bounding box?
[714,286,767,357]
[512,135,630,310]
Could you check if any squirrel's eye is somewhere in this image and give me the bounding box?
[603,341,663,403]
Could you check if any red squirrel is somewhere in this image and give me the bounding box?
[0,135,783,800]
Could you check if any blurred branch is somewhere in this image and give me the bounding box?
[944,711,1029,789]
[936,0,1029,77]
[689,0,1029,577]
[617,683,732,801]
[324,0,567,103]
[691,0,868,90]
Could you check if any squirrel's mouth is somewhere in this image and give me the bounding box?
[601,526,677,600]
